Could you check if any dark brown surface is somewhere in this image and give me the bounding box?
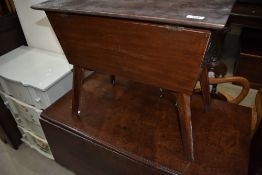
[249,89,262,175]
[240,28,262,55]
[199,65,210,110]
[0,14,27,56]
[0,95,22,149]
[46,15,212,157]
[41,73,251,175]
[231,3,262,18]
[47,13,210,95]
[234,52,262,89]
[43,7,211,161]
[32,0,235,30]
[72,66,84,118]
[229,2,262,29]
[176,93,194,161]
[234,28,262,90]
[228,2,262,90]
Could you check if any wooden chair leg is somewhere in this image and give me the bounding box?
[200,65,211,111]
[72,66,84,118]
[176,93,194,161]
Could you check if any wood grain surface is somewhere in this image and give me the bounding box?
[72,66,84,118]
[41,73,251,175]
[47,13,210,95]
[32,0,235,29]
[176,93,194,161]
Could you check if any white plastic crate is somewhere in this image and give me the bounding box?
[0,46,73,109]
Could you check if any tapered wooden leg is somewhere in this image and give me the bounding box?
[72,66,84,118]
[177,93,194,161]
[200,65,211,111]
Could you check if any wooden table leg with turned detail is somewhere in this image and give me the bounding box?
[200,65,211,111]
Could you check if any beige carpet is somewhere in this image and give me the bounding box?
[0,141,74,175]
[217,83,258,107]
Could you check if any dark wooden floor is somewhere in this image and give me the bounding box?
[41,73,251,175]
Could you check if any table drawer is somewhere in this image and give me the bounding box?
[234,52,262,89]
[231,3,262,18]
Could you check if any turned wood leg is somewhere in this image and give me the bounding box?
[177,93,194,161]
[110,75,116,85]
[200,65,211,111]
[208,29,229,94]
[208,60,227,94]
[72,66,84,118]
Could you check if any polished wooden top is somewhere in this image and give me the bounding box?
[32,0,235,29]
[42,73,251,175]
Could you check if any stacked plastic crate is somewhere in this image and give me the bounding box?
[0,46,73,159]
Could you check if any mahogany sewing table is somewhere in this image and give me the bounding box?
[32,0,236,161]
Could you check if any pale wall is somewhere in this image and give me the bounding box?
[13,0,64,54]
